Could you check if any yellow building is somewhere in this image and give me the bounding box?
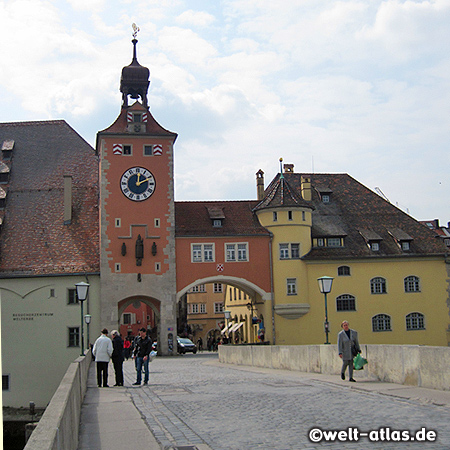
[228,163,450,347]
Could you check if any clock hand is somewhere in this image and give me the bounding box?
[136,176,152,186]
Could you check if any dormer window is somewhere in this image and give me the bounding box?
[207,206,225,228]
[322,195,330,204]
[359,229,383,252]
[388,228,413,252]
[133,113,142,122]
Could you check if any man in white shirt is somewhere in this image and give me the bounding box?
[92,328,113,387]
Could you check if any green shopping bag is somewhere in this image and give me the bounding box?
[353,353,368,370]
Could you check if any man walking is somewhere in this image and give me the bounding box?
[132,328,152,386]
[111,330,124,386]
[337,320,361,382]
[92,328,113,387]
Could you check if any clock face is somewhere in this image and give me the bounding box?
[120,167,155,201]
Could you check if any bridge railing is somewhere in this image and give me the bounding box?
[218,344,450,391]
[24,350,92,450]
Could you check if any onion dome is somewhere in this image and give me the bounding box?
[120,39,150,108]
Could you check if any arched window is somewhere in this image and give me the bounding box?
[370,277,387,294]
[338,266,351,276]
[404,276,420,293]
[336,294,356,311]
[372,314,391,332]
[406,312,425,330]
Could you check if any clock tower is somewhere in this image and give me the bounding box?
[97,34,177,355]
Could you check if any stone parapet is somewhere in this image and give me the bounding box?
[24,350,92,450]
[219,344,450,391]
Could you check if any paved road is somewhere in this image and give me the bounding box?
[115,352,450,450]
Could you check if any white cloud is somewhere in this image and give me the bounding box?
[176,9,215,27]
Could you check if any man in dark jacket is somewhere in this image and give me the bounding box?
[111,330,124,386]
[132,327,152,385]
[338,320,361,382]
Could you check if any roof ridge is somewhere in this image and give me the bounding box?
[0,119,67,127]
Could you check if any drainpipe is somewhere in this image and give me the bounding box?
[269,231,276,345]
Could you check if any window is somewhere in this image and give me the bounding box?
[191,244,214,262]
[302,211,306,221]
[406,312,425,330]
[123,313,132,325]
[336,294,356,311]
[154,218,160,228]
[200,304,206,314]
[371,242,380,251]
[144,145,153,156]
[123,145,132,155]
[372,314,391,332]
[279,243,289,259]
[190,284,206,293]
[371,277,387,294]
[288,211,293,221]
[115,263,121,273]
[328,238,341,247]
[401,241,410,251]
[68,327,80,347]
[133,113,142,122]
[287,278,297,295]
[290,243,300,259]
[404,276,420,293]
[2,375,10,391]
[214,283,223,293]
[155,262,161,272]
[317,238,324,247]
[115,218,121,227]
[322,195,330,203]
[189,304,199,314]
[273,211,278,222]
[50,289,55,297]
[68,288,78,305]
[214,302,224,313]
[279,243,300,259]
[213,219,222,227]
[225,243,248,262]
[338,266,351,276]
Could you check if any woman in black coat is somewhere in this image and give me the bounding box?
[111,330,124,386]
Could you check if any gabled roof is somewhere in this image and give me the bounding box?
[0,120,100,276]
[97,102,177,140]
[175,201,271,238]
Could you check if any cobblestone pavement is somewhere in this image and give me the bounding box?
[121,353,450,450]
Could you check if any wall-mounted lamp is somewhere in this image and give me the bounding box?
[151,241,157,256]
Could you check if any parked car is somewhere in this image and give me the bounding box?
[177,337,197,354]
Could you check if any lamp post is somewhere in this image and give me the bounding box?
[223,310,231,342]
[317,276,333,345]
[84,314,92,351]
[75,282,90,356]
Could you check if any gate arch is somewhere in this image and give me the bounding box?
[177,275,270,301]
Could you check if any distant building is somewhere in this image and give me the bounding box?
[420,219,450,249]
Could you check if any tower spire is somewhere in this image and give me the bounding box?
[120,24,150,109]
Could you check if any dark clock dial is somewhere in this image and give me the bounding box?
[120,167,155,201]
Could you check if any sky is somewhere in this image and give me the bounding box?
[0,0,449,224]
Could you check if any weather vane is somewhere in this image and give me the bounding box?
[132,23,140,39]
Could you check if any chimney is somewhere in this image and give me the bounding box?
[301,175,311,201]
[283,164,294,173]
[64,175,72,224]
[256,170,265,200]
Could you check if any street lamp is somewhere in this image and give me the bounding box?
[224,310,231,342]
[84,314,92,351]
[317,276,333,345]
[75,281,90,356]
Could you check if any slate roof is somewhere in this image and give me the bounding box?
[278,172,448,260]
[253,174,312,211]
[175,201,271,237]
[0,120,100,276]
